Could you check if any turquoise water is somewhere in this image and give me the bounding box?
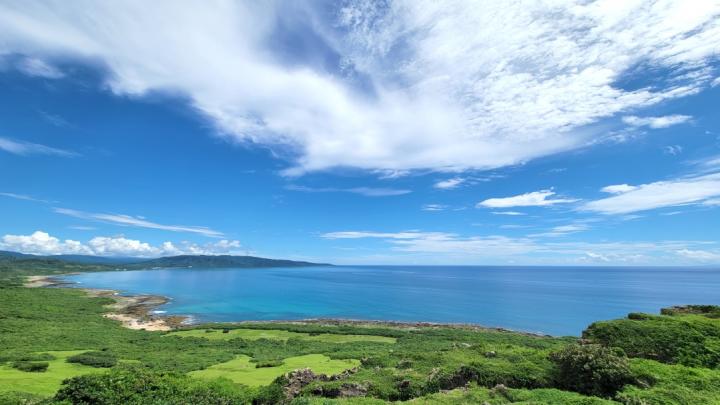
[65,266,720,336]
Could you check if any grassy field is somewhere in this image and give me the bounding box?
[169,328,397,344]
[0,351,103,396]
[1,262,720,404]
[190,354,360,386]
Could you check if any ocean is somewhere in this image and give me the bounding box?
[63,265,720,336]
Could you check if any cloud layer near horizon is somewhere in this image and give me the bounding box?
[322,230,720,265]
[0,231,242,257]
[0,1,717,173]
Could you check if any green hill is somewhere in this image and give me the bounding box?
[126,254,329,269]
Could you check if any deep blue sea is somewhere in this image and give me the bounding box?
[64,266,720,336]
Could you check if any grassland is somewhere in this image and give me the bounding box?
[190,354,360,386]
[1,260,720,404]
[0,351,103,396]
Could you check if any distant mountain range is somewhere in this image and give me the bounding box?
[0,251,330,269]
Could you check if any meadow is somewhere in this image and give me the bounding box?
[1,260,720,404]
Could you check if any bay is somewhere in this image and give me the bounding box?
[64,265,720,336]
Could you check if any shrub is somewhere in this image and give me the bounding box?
[549,344,634,397]
[55,365,253,404]
[0,391,46,405]
[661,305,720,318]
[255,359,283,368]
[583,316,720,367]
[12,361,49,372]
[254,375,288,405]
[67,350,118,368]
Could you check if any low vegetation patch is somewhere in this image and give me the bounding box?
[12,361,49,373]
[66,350,118,368]
[256,359,284,368]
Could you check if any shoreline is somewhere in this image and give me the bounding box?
[25,274,186,331]
[24,274,552,337]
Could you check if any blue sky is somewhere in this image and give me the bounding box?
[1,1,719,265]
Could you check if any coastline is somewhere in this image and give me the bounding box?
[214,318,553,338]
[24,275,551,337]
[25,274,186,331]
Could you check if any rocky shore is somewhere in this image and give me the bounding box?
[25,275,186,331]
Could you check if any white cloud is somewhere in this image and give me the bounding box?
[530,224,589,238]
[499,224,529,230]
[86,236,157,257]
[0,137,78,157]
[601,184,638,194]
[16,57,63,78]
[0,192,51,203]
[696,155,720,169]
[39,111,71,128]
[584,252,610,262]
[712,77,720,87]
[53,208,224,237]
[622,114,692,129]
[434,178,464,189]
[676,248,720,262]
[376,170,411,179]
[321,229,720,265]
[285,185,410,197]
[323,230,536,256]
[0,230,243,257]
[584,172,720,214]
[477,190,577,208]
[323,231,433,240]
[1,231,92,255]
[0,1,718,173]
[421,204,446,211]
[663,145,683,155]
[491,211,526,216]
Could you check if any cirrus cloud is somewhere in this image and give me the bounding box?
[0,137,78,157]
[53,208,224,237]
[583,172,720,214]
[0,1,717,174]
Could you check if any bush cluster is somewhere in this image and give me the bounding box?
[549,344,633,397]
[66,350,118,368]
[54,365,254,405]
[255,359,284,368]
[583,312,720,367]
[11,361,49,372]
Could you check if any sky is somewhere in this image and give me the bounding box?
[1,0,719,265]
